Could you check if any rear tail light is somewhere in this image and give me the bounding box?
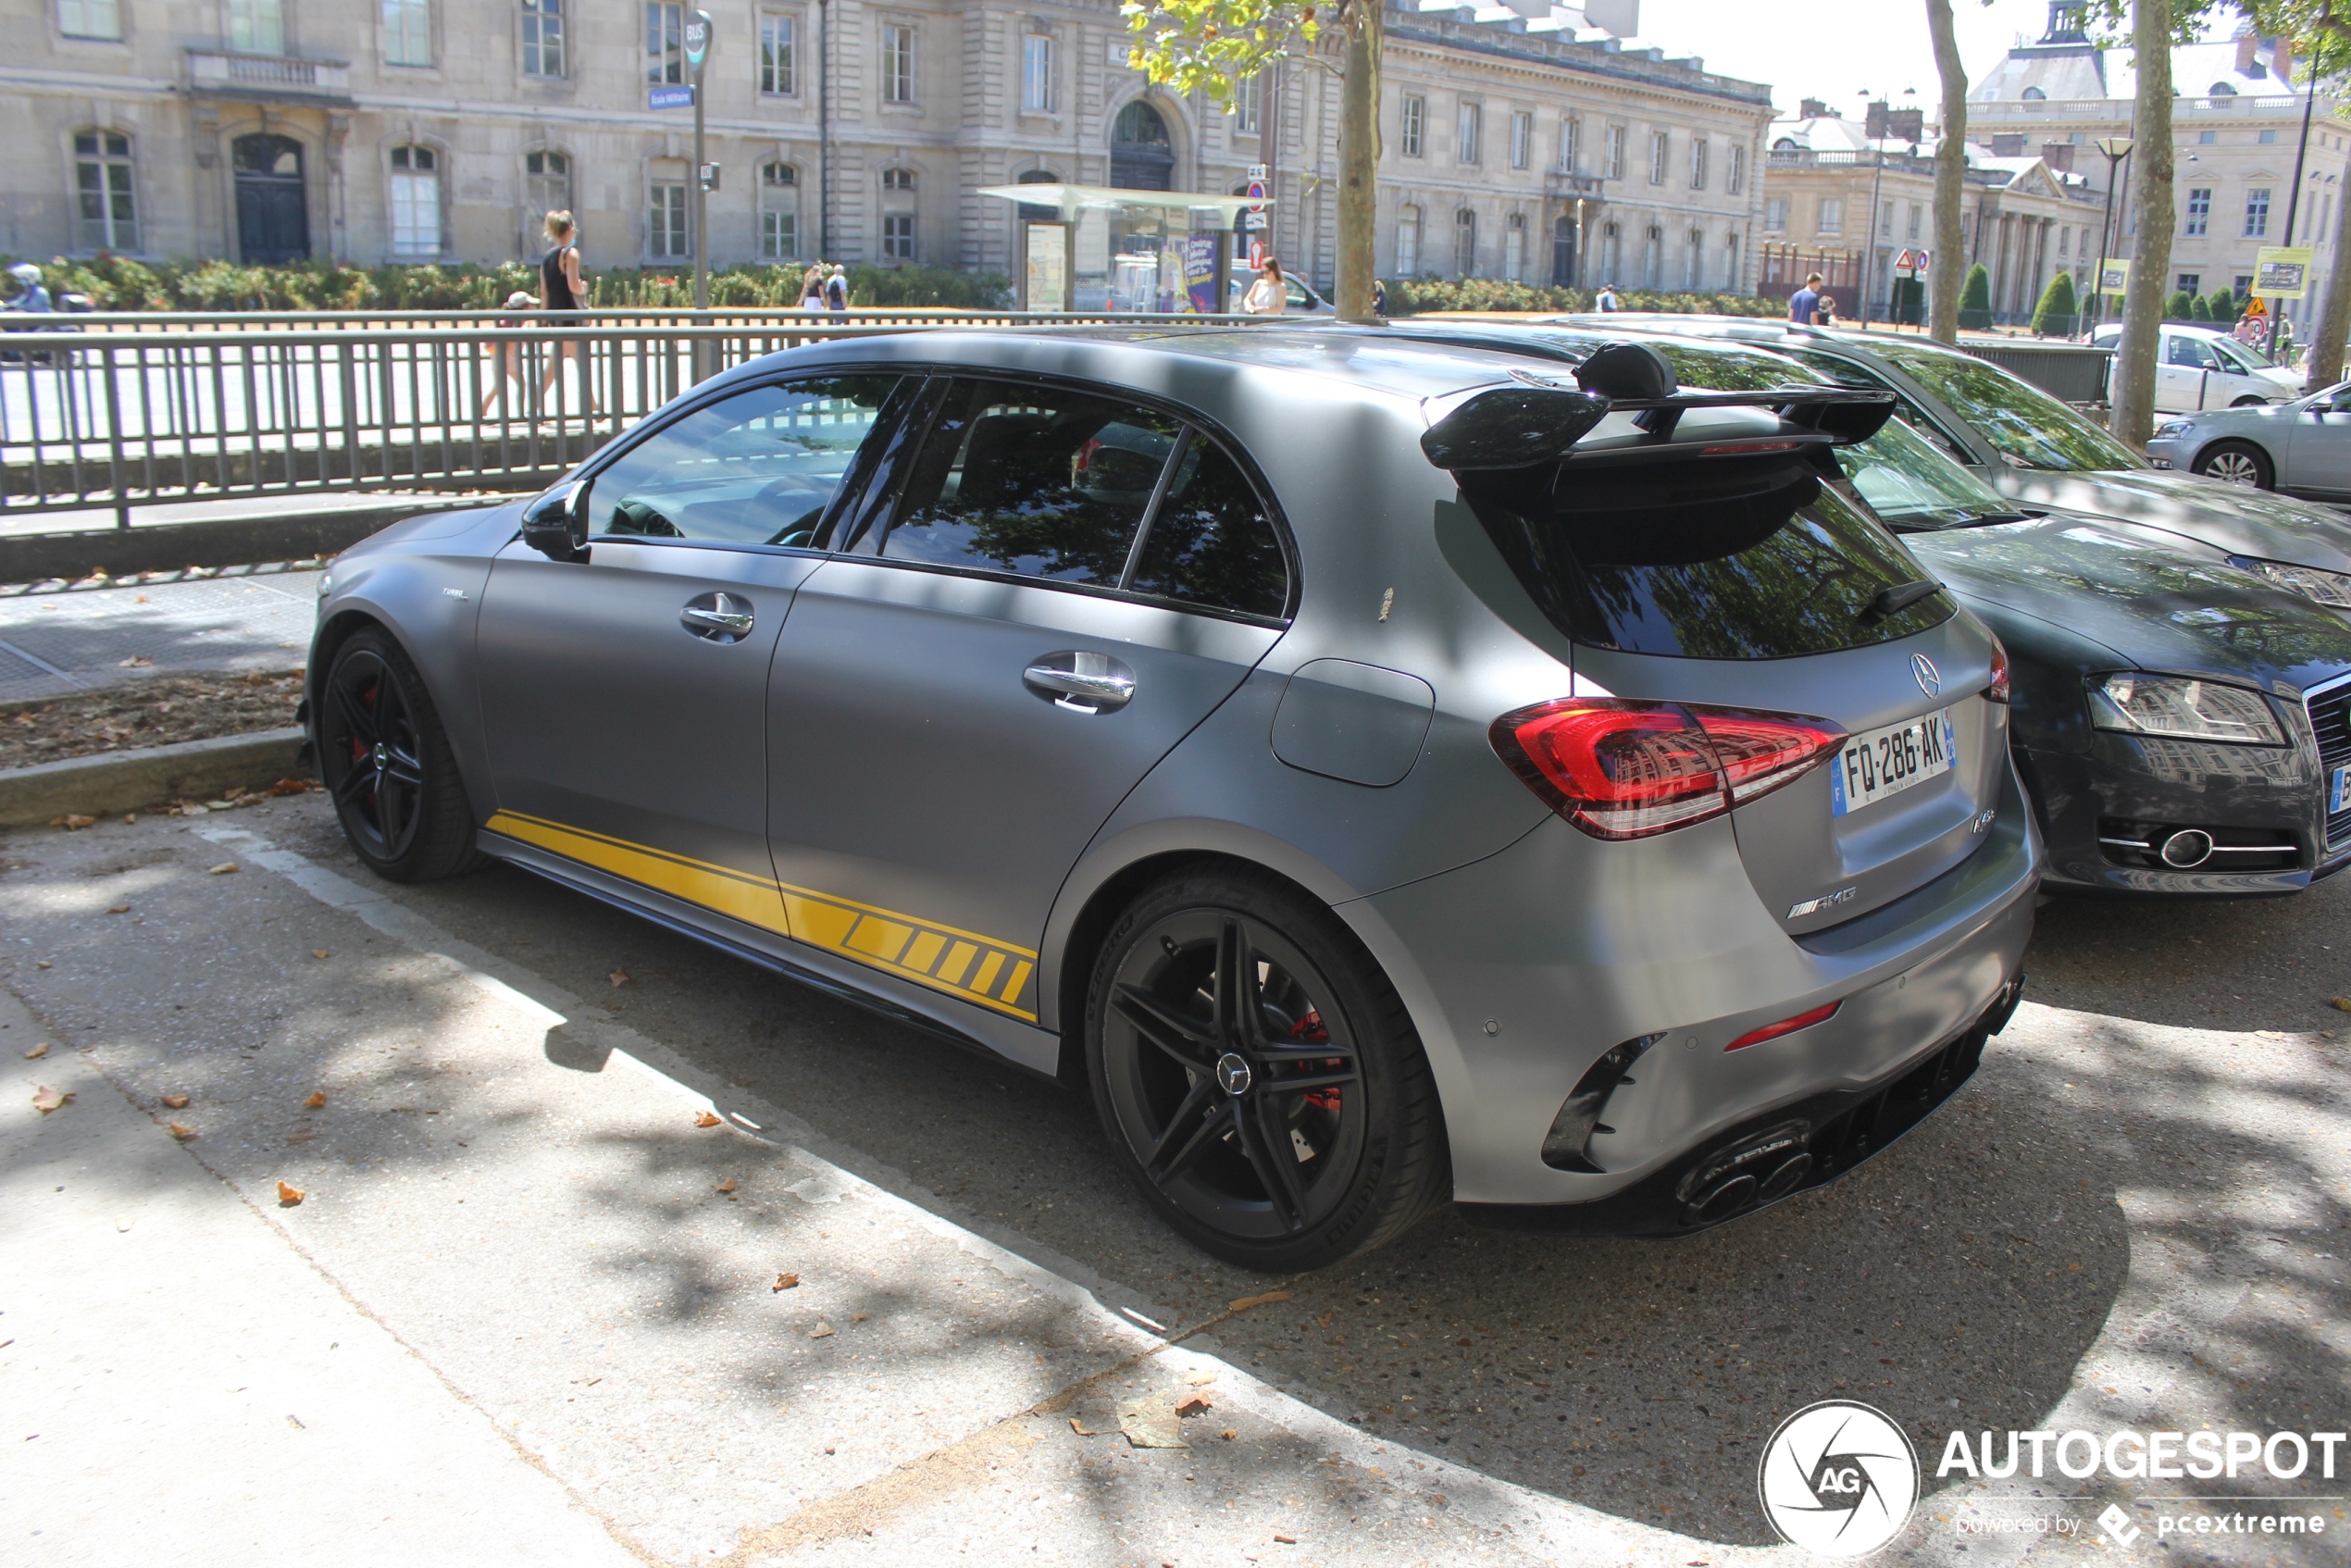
[1723,1000,1841,1052]
[1492,698,1847,840]
[1985,635,2011,704]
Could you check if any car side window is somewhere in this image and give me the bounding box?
[2166,335,2218,370]
[1127,434,1289,619]
[582,376,902,547]
[872,379,1182,588]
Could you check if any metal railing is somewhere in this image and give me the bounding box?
[36,307,1259,335]
[0,314,1258,522]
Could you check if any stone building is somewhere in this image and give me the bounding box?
[0,0,1771,296]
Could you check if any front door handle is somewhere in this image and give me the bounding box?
[681,591,754,643]
[1024,650,1137,713]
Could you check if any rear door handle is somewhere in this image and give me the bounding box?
[1024,651,1137,713]
[681,591,754,642]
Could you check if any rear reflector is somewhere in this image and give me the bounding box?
[1492,698,1847,841]
[1723,1001,1841,1052]
[1985,634,2011,704]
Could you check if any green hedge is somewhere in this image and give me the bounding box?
[1383,277,1786,317]
[5,252,1012,312]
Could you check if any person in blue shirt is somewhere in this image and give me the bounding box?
[1595,281,1621,312]
[5,264,53,314]
[1788,272,1823,325]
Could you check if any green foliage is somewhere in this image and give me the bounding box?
[1381,278,1785,317]
[2207,286,2238,321]
[1890,276,1926,327]
[2191,292,2214,320]
[1119,0,1327,106]
[2165,288,2196,321]
[2033,270,2081,337]
[1958,262,1994,330]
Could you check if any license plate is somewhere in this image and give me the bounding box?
[2332,765,2350,815]
[1830,708,1959,816]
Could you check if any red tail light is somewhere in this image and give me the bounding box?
[1723,1001,1841,1052]
[1492,698,1848,840]
[1984,635,2011,704]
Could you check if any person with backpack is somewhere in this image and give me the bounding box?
[825,265,849,316]
[1595,281,1621,313]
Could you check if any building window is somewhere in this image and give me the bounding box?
[2185,186,2210,236]
[521,0,564,77]
[759,9,795,94]
[2198,129,2217,144]
[2175,271,2200,294]
[1642,223,1661,289]
[1454,208,1476,276]
[57,0,121,41]
[1908,203,1922,240]
[1023,32,1053,114]
[2234,272,2254,297]
[1726,142,1744,195]
[1396,204,1421,275]
[1400,94,1424,157]
[1763,196,1787,232]
[1818,196,1843,235]
[2258,129,2278,144]
[1685,228,1702,290]
[649,166,688,256]
[1456,101,1481,166]
[645,1,682,83]
[882,212,914,259]
[882,167,914,192]
[524,149,569,228]
[1724,231,1740,289]
[74,131,137,251]
[229,0,284,54]
[382,0,430,65]
[760,161,798,259]
[881,21,914,104]
[389,144,441,258]
[1689,137,1707,191]
[1233,71,1260,133]
[2245,187,2270,238]
[1880,199,1894,238]
[2058,226,2070,256]
[1559,116,1579,173]
[1504,212,1525,280]
[1604,125,1625,180]
[1510,110,1532,170]
[1647,130,1668,185]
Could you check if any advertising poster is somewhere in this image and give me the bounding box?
[1024,224,1067,312]
[1181,236,1220,315]
[2256,246,2314,298]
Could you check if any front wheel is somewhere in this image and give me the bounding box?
[317,626,485,883]
[2194,440,2274,489]
[1085,868,1449,1272]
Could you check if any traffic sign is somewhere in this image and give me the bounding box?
[1246,180,1265,214]
[1249,238,1265,269]
[649,84,695,109]
[1246,163,1269,181]
[684,9,712,69]
[1242,212,1266,230]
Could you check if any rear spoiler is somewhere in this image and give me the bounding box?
[1419,340,1897,473]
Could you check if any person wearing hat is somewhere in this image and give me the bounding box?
[479,289,540,418]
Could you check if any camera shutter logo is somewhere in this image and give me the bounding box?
[1758,1400,1920,1557]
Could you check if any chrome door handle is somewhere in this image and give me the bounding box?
[680,591,754,642]
[1024,651,1137,713]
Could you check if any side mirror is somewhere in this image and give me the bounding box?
[520,481,587,562]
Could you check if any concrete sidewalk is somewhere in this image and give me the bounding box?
[0,564,320,704]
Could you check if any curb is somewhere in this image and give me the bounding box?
[0,728,307,828]
[0,497,495,584]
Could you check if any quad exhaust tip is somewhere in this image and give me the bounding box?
[2160,828,2215,868]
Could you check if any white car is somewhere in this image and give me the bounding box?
[2087,322,2303,413]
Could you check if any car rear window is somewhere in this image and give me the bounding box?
[1869,342,2142,473]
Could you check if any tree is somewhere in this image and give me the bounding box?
[2035,271,2083,336]
[2190,291,2214,320]
[2206,285,2236,320]
[2165,287,2196,320]
[1924,0,1976,342]
[1124,0,1383,321]
[2240,1,2351,387]
[2107,0,2177,447]
[1958,262,1993,330]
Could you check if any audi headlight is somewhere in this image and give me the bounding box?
[2230,555,2351,608]
[2089,673,2285,745]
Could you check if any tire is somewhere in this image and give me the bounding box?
[1084,867,1450,1272]
[316,626,485,883]
[2194,440,2273,489]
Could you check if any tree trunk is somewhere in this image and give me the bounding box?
[1336,0,1382,322]
[1926,0,1968,343]
[2307,143,2351,391]
[2109,0,2175,448]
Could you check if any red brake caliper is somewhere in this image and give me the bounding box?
[1291,1010,1343,1112]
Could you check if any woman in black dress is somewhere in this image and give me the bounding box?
[536,211,602,415]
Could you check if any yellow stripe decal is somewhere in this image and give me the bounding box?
[484,810,1038,1021]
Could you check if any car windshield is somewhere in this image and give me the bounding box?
[2210,335,2268,376]
[1871,342,2145,473]
[1841,418,2021,531]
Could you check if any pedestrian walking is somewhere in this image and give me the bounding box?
[478,289,538,419]
[1241,258,1287,315]
[825,264,850,316]
[536,211,602,416]
[1788,272,1823,325]
[1816,293,1838,328]
[1370,277,1387,317]
[799,264,826,310]
[1595,280,1621,313]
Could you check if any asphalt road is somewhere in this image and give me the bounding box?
[6,795,2349,1563]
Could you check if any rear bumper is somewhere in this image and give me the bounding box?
[2019,740,2345,896]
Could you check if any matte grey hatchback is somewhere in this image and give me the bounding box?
[307,328,2038,1270]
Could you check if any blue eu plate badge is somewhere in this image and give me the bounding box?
[2332,765,2350,815]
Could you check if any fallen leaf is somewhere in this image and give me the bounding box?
[118,654,153,667]
[122,813,137,825]
[2332,997,2351,1013]
[809,1322,835,1339]
[302,1091,327,1109]
[208,863,239,876]
[1183,1370,1217,1386]
[57,815,95,829]
[159,1092,189,1108]
[608,967,632,987]
[1573,1464,1586,1476]
[168,1122,195,1141]
[1228,1288,1294,1313]
[268,778,316,796]
[1275,1536,1298,1546]
[1455,1337,1473,1347]
[106,904,130,915]
[1221,1428,1238,1440]
[31,1086,73,1114]
[693,1110,722,1128]
[1117,1394,1187,1450]
[852,1313,867,1323]
[1070,1416,1107,1436]
[714,1177,737,1193]
[772,1272,800,1291]
[1316,1312,1333,1328]
[34,961,50,969]
[277,1181,305,1207]
[1175,1393,1213,1417]
[311,950,329,960]
[23,1043,49,1060]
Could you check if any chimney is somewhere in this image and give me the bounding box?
[2041,142,2075,171]
[1798,97,1830,120]
[2275,34,2295,85]
[1992,132,2027,156]
[2236,31,2259,72]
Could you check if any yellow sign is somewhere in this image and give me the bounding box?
[2256,246,2315,299]
[2096,258,2131,296]
[2244,294,2270,317]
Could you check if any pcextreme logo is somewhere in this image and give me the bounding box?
[1758,1400,1922,1558]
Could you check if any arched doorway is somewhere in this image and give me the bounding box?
[1110,100,1174,191]
[1551,214,1576,287]
[233,133,309,264]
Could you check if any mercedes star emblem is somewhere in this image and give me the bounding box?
[1910,653,1943,698]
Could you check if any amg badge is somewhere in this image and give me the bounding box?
[1788,887,1859,920]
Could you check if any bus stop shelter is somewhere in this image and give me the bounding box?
[976,184,1274,313]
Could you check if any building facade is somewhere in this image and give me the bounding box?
[0,0,1770,294]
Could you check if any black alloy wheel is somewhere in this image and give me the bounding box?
[1088,869,1449,1271]
[317,627,483,883]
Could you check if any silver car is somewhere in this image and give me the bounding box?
[305,328,2036,1269]
[2146,382,2351,503]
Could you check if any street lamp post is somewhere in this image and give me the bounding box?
[2272,52,2321,364]
[2087,134,2133,340]
[1857,90,1921,333]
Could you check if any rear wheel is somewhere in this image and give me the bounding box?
[317,627,484,883]
[2195,440,2273,489]
[1085,868,1449,1272]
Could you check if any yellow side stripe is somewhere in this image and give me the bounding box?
[486,811,791,939]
